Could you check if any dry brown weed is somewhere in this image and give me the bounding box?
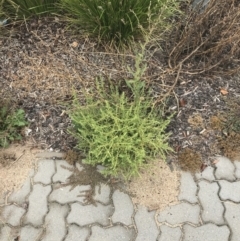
[164,0,240,76]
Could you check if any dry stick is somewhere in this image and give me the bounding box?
[154,63,182,105]
[155,38,207,104]
[23,15,29,33]
[8,150,26,167]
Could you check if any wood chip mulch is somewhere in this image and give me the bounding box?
[1,18,240,170]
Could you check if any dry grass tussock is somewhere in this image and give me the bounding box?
[164,0,240,77]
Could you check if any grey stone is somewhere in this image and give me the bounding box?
[135,206,159,241]
[24,184,51,226]
[67,202,113,226]
[49,185,91,204]
[112,190,134,226]
[178,172,198,203]
[219,180,240,202]
[158,225,182,241]
[65,225,90,241]
[34,160,55,184]
[8,177,31,205]
[93,184,111,205]
[198,181,224,224]
[183,223,230,241]
[52,160,74,183]
[89,225,135,241]
[1,205,26,226]
[215,156,235,181]
[224,202,240,241]
[36,151,65,159]
[158,202,200,225]
[42,203,69,241]
[20,226,43,241]
[234,161,240,179]
[195,166,215,181]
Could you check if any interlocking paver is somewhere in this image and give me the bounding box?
[234,161,240,179]
[219,180,240,202]
[112,190,134,226]
[93,184,111,205]
[89,225,135,241]
[34,160,55,184]
[183,223,230,241]
[3,153,240,241]
[224,202,240,241]
[178,172,198,203]
[195,166,215,181]
[0,226,16,241]
[215,156,236,181]
[24,184,51,226]
[20,225,43,241]
[1,205,26,226]
[49,185,91,204]
[67,202,113,226]
[198,181,224,224]
[158,202,200,225]
[8,177,31,205]
[158,225,182,241]
[42,203,69,241]
[52,160,74,183]
[64,225,90,241]
[135,206,159,241]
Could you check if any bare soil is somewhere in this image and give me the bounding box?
[0,143,41,199]
[126,159,180,211]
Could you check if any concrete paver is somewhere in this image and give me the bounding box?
[195,166,215,181]
[20,225,43,241]
[64,225,90,241]
[198,181,225,224]
[234,161,240,178]
[1,153,240,241]
[215,156,236,181]
[33,159,55,184]
[1,204,26,226]
[52,160,74,183]
[112,189,134,226]
[89,225,135,241]
[178,172,198,203]
[158,202,200,225]
[49,185,91,204]
[224,202,240,241]
[8,177,31,205]
[219,180,240,202]
[0,226,15,241]
[67,202,113,226]
[158,225,182,241]
[134,206,159,241]
[183,223,230,241]
[93,183,111,204]
[42,203,69,241]
[24,184,52,226]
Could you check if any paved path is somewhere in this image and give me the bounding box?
[1,153,240,241]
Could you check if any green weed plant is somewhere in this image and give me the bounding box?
[0,103,28,147]
[2,0,59,19]
[69,55,172,180]
[61,0,180,45]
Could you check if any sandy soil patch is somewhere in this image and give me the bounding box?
[127,159,180,211]
[0,143,41,198]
